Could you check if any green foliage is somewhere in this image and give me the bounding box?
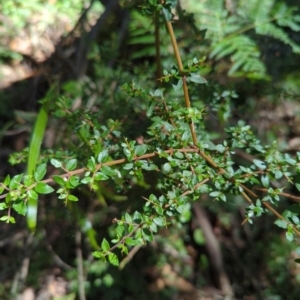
[2,0,300,298]
[183,0,300,79]
[1,0,300,246]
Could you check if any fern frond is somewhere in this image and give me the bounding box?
[274,3,300,32]
[253,1,300,54]
[127,10,155,59]
[210,35,266,78]
[184,0,300,78]
[256,22,300,54]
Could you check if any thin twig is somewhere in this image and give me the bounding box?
[255,187,300,203]
[119,244,143,270]
[76,230,86,300]
[165,21,198,145]
[0,148,199,200]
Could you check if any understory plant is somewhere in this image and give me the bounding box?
[1,0,300,277]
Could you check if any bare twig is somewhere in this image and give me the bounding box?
[119,244,143,270]
[76,231,86,300]
[255,187,300,203]
[193,203,233,296]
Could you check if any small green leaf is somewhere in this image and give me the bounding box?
[292,215,299,225]
[150,222,157,233]
[87,157,96,171]
[0,203,7,210]
[27,189,38,200]
[94,172,109,181]
[209,191,221,197]
[12,200,27,216]
[162,6,172,21]
[215,144,226,153]
[133,211,143,223]
[66,159,77,171]
[0,216,16,223]
[153,216,165,226]
[34,163,47,182]
[274,219,288,229]
[140,161,157,171]
[149,194,158,202]
[9,216,16,223]
[162,163,171,174]
[101,238,110,251]
[253,159,266,170]
[69,176,80,188]
[0,185,5,194]
[116,225,124,238]
[92,251,103,259]
[189,73,207,84]
[9,174,23,189]
[121,245,128,255]
[285,154,296,165]
[4,175,10,186]
[261,175,269,188]
[97,149,109,163]
[274,170,283,179]
[125,237,138,246]
[81,177,92,184]
[53,175,66,186]
[134,145,148,156]
[125,212,132,223]
[174,152,184,159]
[23,175,34,187]
[146,102,154,117]
[123,148,133,160]
[67,194,78,202]
[172,79,183,91]
[50,159,62,168]
[35,182,54,194]
[124,163,134,170]
[219,193,226,202]
[286,231,294,242]
[142,228,153,242]
[101,166,116,177]
[108,252,119,266]
[155,205,164,215]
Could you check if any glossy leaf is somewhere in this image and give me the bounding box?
[67,194,78,202]
[9,174,23,190]
[108,252,119,266]
[0,203,7,210]
[69,176,80,188]
[101,238,110,251]
[12,200,27,216]
[53,175,66,186]
[66,159,77,171]
[253,159,266,170]
[35,182,54,194]
[50,159,62,168]
[153,216,165,227]
[134,144,148,156]
[34,163,47,182]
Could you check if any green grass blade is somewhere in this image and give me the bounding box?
[26,104,48,232]
[26,83,59,231]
